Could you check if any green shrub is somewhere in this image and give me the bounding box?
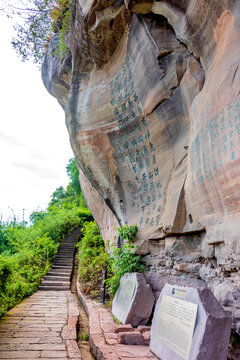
[77,222,145,300]
[106,242,145,295]
[77,221,109,298]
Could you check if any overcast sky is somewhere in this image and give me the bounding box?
[0,17,74,223]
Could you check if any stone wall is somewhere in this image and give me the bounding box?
[42,0,240,335]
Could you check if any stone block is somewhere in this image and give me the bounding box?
[174,262,201,273]
[150,283,232,360]
[112,273,154,327]
[142,330,151,346]
[136,325,151,334]
[61,325,76,340]
[115,344,157,359]
[68,316,78,328]
[115,324,133,333]
[66,339,82,359]
[117,331,144,345]
[100,322,116,333]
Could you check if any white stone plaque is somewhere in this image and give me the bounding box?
[117,279,136,312]
[156,295,198,360]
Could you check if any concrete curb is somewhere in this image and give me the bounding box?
[61,290,82,359]
[76,275,158,360]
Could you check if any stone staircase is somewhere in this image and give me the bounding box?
[39,227,81,290]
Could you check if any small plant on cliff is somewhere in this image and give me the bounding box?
[50,0,70,58]
[116,224,138,243]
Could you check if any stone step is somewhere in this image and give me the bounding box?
[43,275,70,281]
[58,243,76,245]
[47,274,71,278]
[53,262,73,266]
[53,264,73,268]
[54,258,73,262]
[57,249,75,252]
[54,255,73,258]
[58,246,74,248]
[39,285,70,290]
[48,269,72,274]
[56,255,74,258]
[53,263,73,267]
[52,264,72,271]
[56,250,74,253]
[58,245,75,248]
[41,280,71,286]
[51,263,73,267]
[58,243,76,246]
[56,253,74,255]
[53,259,73,263]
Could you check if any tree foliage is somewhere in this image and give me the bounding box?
[66,158,81,196]
[48,185,67,207]
[3,0,70,64]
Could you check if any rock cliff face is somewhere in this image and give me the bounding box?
[42,0,240,335]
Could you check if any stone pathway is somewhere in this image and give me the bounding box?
[0,291,69,359]
[0,290,81,360]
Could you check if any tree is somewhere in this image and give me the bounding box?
[66,158,81,196]
[29,208,46,224]
[2,0,70,64]
[48,186,67,207]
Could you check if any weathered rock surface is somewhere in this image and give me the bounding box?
[112,273,154,327]
[42,0,240,335]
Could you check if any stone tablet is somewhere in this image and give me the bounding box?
[150,283,232,360]
[155,295,198,360]
[112,273,154,327]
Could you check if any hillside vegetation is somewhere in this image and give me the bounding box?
[0,158,92,316]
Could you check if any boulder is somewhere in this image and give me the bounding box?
[112,273,154,327]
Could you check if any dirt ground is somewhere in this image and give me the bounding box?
[71,255,95,360]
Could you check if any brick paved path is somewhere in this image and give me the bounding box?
[0,291,79,360]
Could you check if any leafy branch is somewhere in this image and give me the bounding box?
[2,0,70,64]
